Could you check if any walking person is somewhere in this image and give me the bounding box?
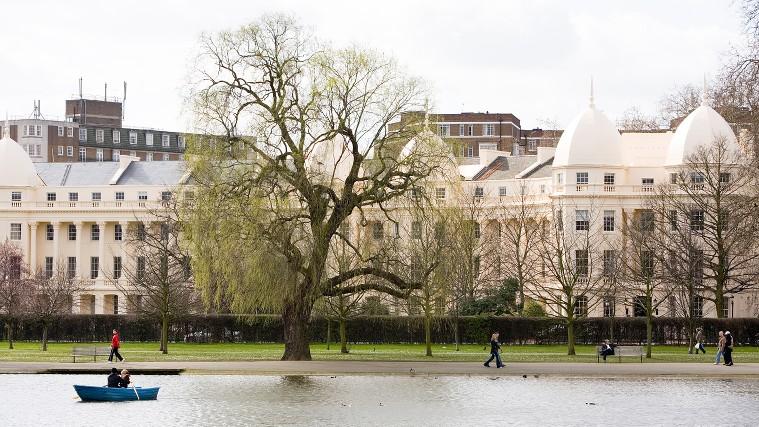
[714,331,725,365]
[108,329,125,363]
[483,332,504,368]
[723,331,734,366]
[694,327,706,354]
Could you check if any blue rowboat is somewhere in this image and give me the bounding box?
[73,385,160,402]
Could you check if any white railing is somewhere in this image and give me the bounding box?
[603,185,615,192]
[0,201,162,210]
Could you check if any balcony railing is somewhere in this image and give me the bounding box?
[0,201,162,210]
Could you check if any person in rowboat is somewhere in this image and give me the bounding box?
[107,367,120,387]
[118,369,132,388]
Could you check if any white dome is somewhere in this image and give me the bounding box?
[306,135,355,183]
[399,130,458,179]
[0,134,38,187]
[664,105,738,166]
[552,106,623,167]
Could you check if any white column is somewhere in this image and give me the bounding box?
[94,294,104,315]
[97,221,106,282]
[74,221,83,279]
[28,222,37,273]
[119,221,128,282]
[52,222,61,272]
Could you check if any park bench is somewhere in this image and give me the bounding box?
[71,346,111,363]
[596,345,643,363]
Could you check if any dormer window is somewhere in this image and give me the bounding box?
[576,172,589,185]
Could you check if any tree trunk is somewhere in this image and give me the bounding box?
[42,324,49,352]
[424,312,432,357]
[282,299,313,361]
[6,322,13,350]
[645,313,653,359]
[518,280,525,316]
[453,313,460,352]
[339,318,349,354]
[326,319,331,351]
[714,288,725,318]
[566,319,576,356]
[160,317,169,354]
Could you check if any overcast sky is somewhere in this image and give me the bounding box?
[0,0,746,131]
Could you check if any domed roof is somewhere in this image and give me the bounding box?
[399,130,458,179]
[306,135,355,183]
[664,104,738,166]
[0,131,39,187]
[552,105,623,168]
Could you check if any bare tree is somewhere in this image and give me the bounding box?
[28,266,81,351]
[528,200,611,355]
[185,15,447,360]
[0,240,28,350]
[617,106,660,131]
[116,202,201,354]
[658,84,703,128]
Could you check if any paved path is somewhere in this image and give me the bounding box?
[1,361,758,378]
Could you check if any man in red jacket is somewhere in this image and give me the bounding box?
[108,329,124,362]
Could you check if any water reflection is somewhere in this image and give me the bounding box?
[2,374,759,426]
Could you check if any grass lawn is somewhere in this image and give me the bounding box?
[1,341,758,363]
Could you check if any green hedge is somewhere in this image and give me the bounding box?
[1,314,758,345]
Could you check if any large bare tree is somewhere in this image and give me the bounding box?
[185,15,446,360]
[0,240,28,350]
[28,266,82,351]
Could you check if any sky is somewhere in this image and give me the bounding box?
[0,0,746,132]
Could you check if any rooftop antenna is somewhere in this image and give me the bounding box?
[123,81,127,120]
[701,74,709,107]
[79,77,83,99]
[31,100,44,120]
[104,82,108,101]
[423,97,430,128]
[589,76,595,108]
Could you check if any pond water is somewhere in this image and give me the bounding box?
[2,374,759,426]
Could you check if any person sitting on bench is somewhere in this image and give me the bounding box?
[599,339,615,361]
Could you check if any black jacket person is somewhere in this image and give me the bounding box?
[107,368,120,387]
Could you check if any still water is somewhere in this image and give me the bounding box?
[2,374,759,426]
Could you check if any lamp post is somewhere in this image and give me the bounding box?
[730,296,735,318]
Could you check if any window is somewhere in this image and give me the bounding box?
[464,145,474,157]
[146,133,154,146]
[69,192,78,202]
[113,257,122,280]
[474,222,481,239]
[573,295,588,316]
[633,296,647,317]
[690,210,704,231]
[90,256,99,279]
[668,210,678,231]
[690,249,704,285]
[603,296,615,317]
[178,135,186,148]
[604,173,615,186]
[57,146,64,156]
[411,221,422,239]
[67,146,73,157]
[129,131,138,145]
[690,172,704,184]
[46,224,54,240]
[438,125,450,137]
[720,172,731,183]
[474,187,484,199]
[112,150,120,161]
[115,192,124,201]
[692,295,704,318]
[669,173,678,184]
[162,134,170,147]
[527,139,537,151]
[113,130,121,144]
[96,149,103,161]
[499,186,508,197]
[556,209,563,231]
[57,126,64,136]
[79,147,86,162]
[114,224,123,241]
[137,257,146,280]
[575,210,589,231]
[640,210,654,232]
[11,192,21,202]
[9,223,21,240]
[467,124,473,136]
[162,153,170,161]
[79,128,87,142]
[91,224,100,241]
[483,123,495,136]
[68,224,77,240]
[641,250,655,278]
[641,178,654,188]
[137,223,146,241]
[722,296,730,318]
[45,257,54,279]
[138,191,148,201]
[96,129,104,143]
[540,184,546,193]
[435,188,446,199]
[458,124,464,136]
[67,127,73,137]
[603,210,615,232]
[410,187,422,201]
[603,250,616,277]
[372,222,384,240]
[576,172,588,185]
[67,257,76,279]
[556,173,563,184]
[575,250,589,276]
[146,152,153,161]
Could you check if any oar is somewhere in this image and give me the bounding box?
[131,383,140,401]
